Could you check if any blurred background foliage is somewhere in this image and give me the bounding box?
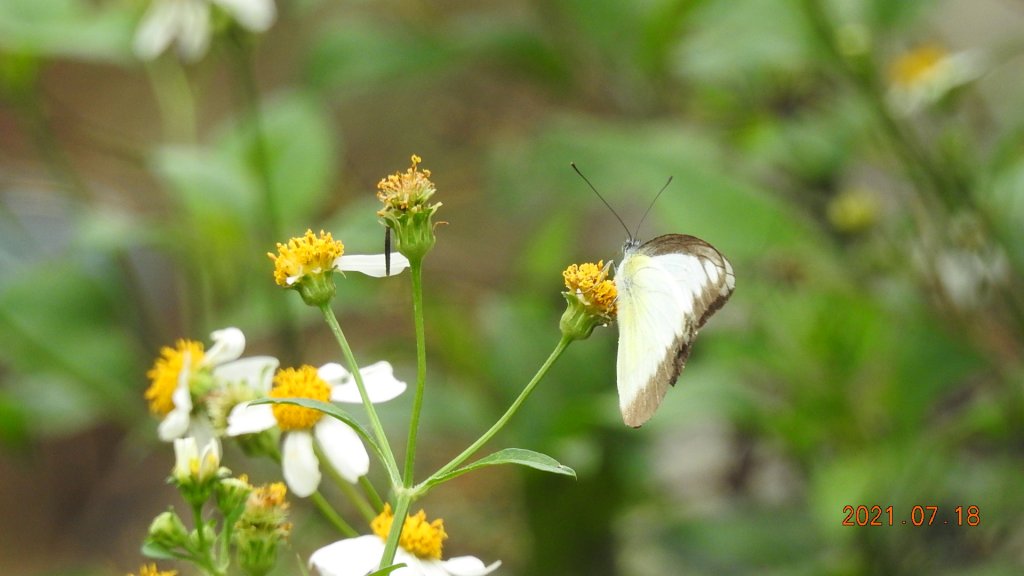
[1,0,1023,574]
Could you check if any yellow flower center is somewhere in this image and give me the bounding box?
[563,260,617,317]
[250,481,289,510]
[889,44,946,87]
[267,229,345,288]
[131,564,177,576]
[145,340,205,416]
[376,154,438,214]
[371,504,447,560]
[269,366,332,431]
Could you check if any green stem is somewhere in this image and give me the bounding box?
[310,491,359,537]
[417,334,573,493]
[320,304,402,486]
[316,442,378,524]
[402,259,428,486]
[360,475,385,512]
[378,492,413,569]
[144,58,197,144]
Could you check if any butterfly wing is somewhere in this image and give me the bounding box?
[615,234,734,427]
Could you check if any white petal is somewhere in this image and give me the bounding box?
[158,406,192,441]
[309,536,385,576]
[226,402,276,436]
[133,0,179,59]
[198,437,222,478]
[331,361,406,404]
[411,557,448,576]
[159,368,194,441]
[204,327,246,367]
[210,0,276,32]
[282,431,321,497]
[442,557,502,576]
[174,0,211,61]
[214,356,279,393]
[315,418,369,483]
[334,253,410,277]
[173,437,198,477]
[317,362,351,387]
[189,415,218,448]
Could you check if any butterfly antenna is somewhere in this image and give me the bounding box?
[571,162,631,239]
[634,176,673,239]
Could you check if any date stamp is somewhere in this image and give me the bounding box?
[842,505,981,526]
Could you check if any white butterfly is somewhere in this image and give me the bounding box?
[570,164,736,427]
[615,234,734,427]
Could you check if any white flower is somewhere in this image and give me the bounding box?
[134,0,277,61]
[172,436,222,484]
[146,327,279,444]
[887,44,983,116]
[227,361,405,497]
[310,535,500,576]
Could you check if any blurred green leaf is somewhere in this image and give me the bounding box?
[307,20,454,94]
[216,91,338,233]
[0,0,134,63]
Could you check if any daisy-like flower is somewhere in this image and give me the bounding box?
[134,0,277,61]
[560,260,617,340]
[886,44,982,115]
[268,229,410,306]
[309,504,500,576]
[145,327,278,443]
[376,154,442,262]
[226,362,406,497]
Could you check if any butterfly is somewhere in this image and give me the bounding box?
[573,164,735,427]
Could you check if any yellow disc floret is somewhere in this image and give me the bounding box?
[268,229,345,288]
[376,154,438,214]
[145,340,205,415]
[371,504,447,560]
[129,564,177,576]
[269,366,332,431]
[563,260,617,318]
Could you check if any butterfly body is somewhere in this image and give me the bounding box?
[615,234,734,427]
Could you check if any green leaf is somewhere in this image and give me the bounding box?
[0,0,134,63]
[141,540,179,561]
[367,564,407,576]
[426,448,576,490]
[252,397,385,467]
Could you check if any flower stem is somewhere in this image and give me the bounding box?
[310,491,359,537]
[360,475,385,512]
[320,304,402,486]
[378,492,413,569]
[417,334,573,494]
[402,258,428,487]
[315,443,378,524]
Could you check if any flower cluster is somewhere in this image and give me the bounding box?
[145,327,277,445]
[137,155,591,576]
